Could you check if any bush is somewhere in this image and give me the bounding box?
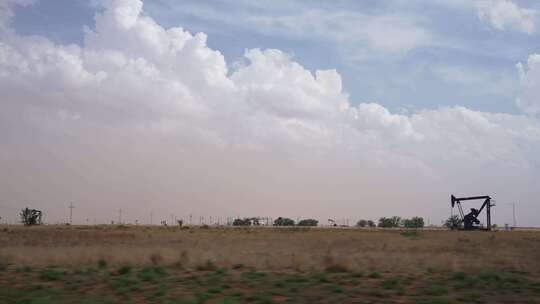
[402,217,424,228]
[20,207,42,226]
[297,219,318,226]
[356,219,367,227]
[367,220,376,227]
[98,258,108,269]
[378,216,401,228]
[232,218,251,226]
[40,269,64,281]
[117,264,132,275]
[444,215,462,230]
[273,217,295,226]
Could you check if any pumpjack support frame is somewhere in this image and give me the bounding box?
[451,195,495,231]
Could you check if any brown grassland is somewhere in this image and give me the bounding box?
[1,225,540,303]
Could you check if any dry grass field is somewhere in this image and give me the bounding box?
[1,225,540,303]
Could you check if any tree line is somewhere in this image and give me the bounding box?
[370,216,425,228]
[13,207,450,230]
[233,217,319,227]
[232,216,426,228]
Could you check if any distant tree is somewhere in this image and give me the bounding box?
[233,218,252,226]
[20,207,42,226]
[273,217,295,226]
[444,215,462,230]
[356,219,368,227]
[297,219,318,226]
[402,217,424,228]
[367,220,376,227]
[378,216,401,228]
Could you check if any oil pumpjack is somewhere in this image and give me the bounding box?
[450,195,495,230]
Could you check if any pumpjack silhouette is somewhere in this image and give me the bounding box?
[451,195,495,231]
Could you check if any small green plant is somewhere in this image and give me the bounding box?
[241,270,267,280]
[117,264,132,275]
[331,286,344,293]
[451,272,467,281]
[137,266,166,282]
[207,287,223,294]
[215,268,228,275]
[312,272,331,283]
[400,230,419,238]
[418,285,448,296]
[97,259,107,269]
[368,271,381,279]
[380,277,400,289]
[40,269,63,281]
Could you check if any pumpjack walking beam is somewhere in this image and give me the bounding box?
[451,195,494,230]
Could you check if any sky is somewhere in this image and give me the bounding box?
[0,0,539,226]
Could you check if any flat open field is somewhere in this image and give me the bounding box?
[1,225,540,303]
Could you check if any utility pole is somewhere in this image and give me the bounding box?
[69,202,75,225]
[150,212,153,225]
[118,209,122,224]
[512,202,517,227]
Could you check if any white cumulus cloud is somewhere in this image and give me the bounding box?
[517,54,540,114]
[476,0,537,34]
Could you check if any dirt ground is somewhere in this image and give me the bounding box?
[1,225,540,303]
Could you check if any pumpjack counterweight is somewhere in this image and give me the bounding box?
[451,195,495,230]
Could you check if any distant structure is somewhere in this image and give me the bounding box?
[450,195,494,230]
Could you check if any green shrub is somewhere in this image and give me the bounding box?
[378,216,401,228]
[273,217,295,226]
[368,271,381,279]
[402,217,424,228]
[418,285,448,296]
[400,231,419,237]
[380,277,400,289]
[297,219,318,226]
[97,259,107,269]
[233,218,252,226]
[117,264,132,275]
[444,215,462,230]
[40,269,63,281]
